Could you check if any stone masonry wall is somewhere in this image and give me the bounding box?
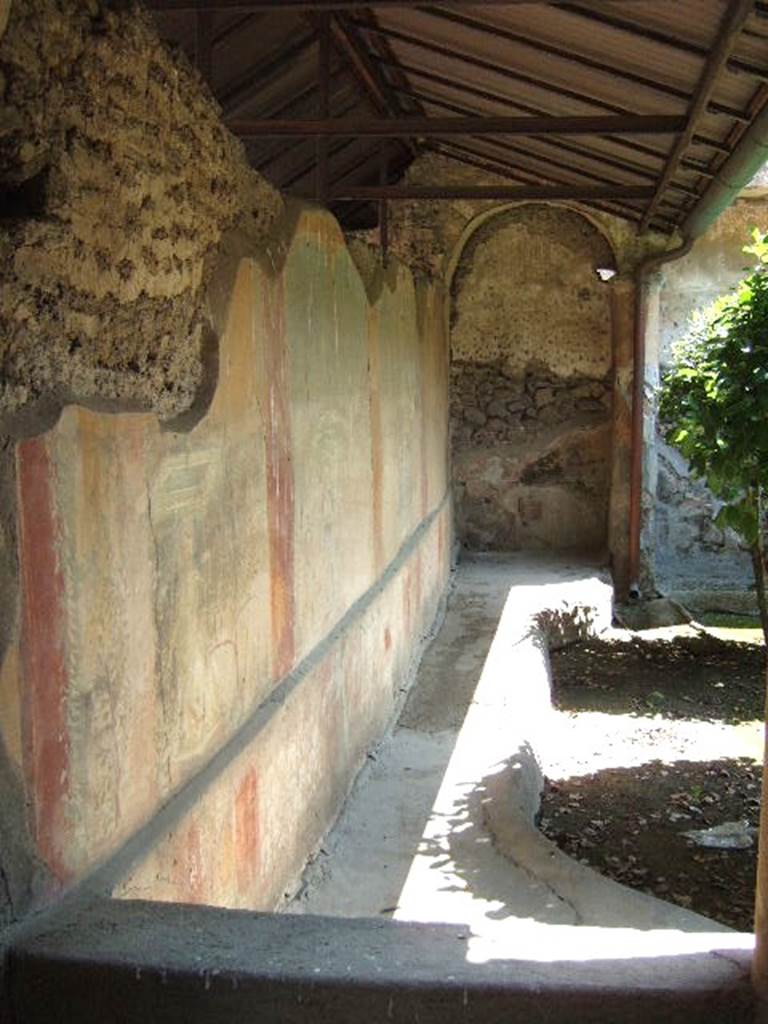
[0,0,282,428]
[653,193,768,592]
[378,151,665,280]
[450,203,615,553]
[357,152,667,579]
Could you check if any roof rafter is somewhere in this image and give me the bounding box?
[430,138,675,226]
[152,0,657,9]
[253,98,361,173]
[351,20,733,153]
[149,0,768,232]
[640,0,757,231]
[424,139,660,224]
[328,12,402,114]
[321,11,419,158]
[321,183,656,200]
[227,113,687,136]
[388,94,665,191]
[379,59,717,180]
[354,7,426,116]
[379,62,704,194]
[445,131,645,193]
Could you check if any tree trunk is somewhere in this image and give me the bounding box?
[752,486,768,648]
[752,487,768,1004]
[752,659,768,1002]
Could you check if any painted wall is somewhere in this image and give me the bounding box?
[0,208,452,918]
[450,205,615,553]
[0,0,451,923]
[652,192,768,592]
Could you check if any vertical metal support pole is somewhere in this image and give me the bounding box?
[316,13,331,205]
[379,149,389,267]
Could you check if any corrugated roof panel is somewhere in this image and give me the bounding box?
[373,10,685,116]
[381,35,622,118]
[147,1,768,232]
[558,0,726,50]
[248,97,361,174]
[481,5,710,86]
[215,17,312,106]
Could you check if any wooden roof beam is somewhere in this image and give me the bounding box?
[323,12,418,157]
[395,99,665,192]
[423,137,648,213]
[219,31,317,115]
[151,0,640,9]
[320,183,656,200]
[423,140,653,223]
[640,0,757,232]
[386,75,703,197]
[327,13,400,115]
[378,58,717,182]
[353,22,732,154]
[227,114,687,136]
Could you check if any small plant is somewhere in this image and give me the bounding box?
[643,690,666,712]
[660,229,768,645]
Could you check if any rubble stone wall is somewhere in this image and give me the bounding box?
[0,0,282,429]
[654,194,768,592]
[450,203,615,553]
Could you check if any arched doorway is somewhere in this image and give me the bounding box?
[449,203,616,555]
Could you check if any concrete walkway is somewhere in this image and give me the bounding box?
[288,554,754,965]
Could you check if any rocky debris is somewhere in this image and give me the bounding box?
[450,360,611,448]
[683,820,755,850]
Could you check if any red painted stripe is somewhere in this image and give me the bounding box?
[263,274,295,678]
[234,767,260,898]
[17,437,70,882]
[419,288,434,518]
[175,821,206,904]
[367,308,384,574]
[412,552,422,637]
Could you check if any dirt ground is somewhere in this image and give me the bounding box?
[540,632,765,932]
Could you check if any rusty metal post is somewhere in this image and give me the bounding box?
[607,274,635,600]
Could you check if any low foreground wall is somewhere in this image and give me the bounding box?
[0,207,452,917]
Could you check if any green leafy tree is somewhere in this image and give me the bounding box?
[659,229,768,643]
